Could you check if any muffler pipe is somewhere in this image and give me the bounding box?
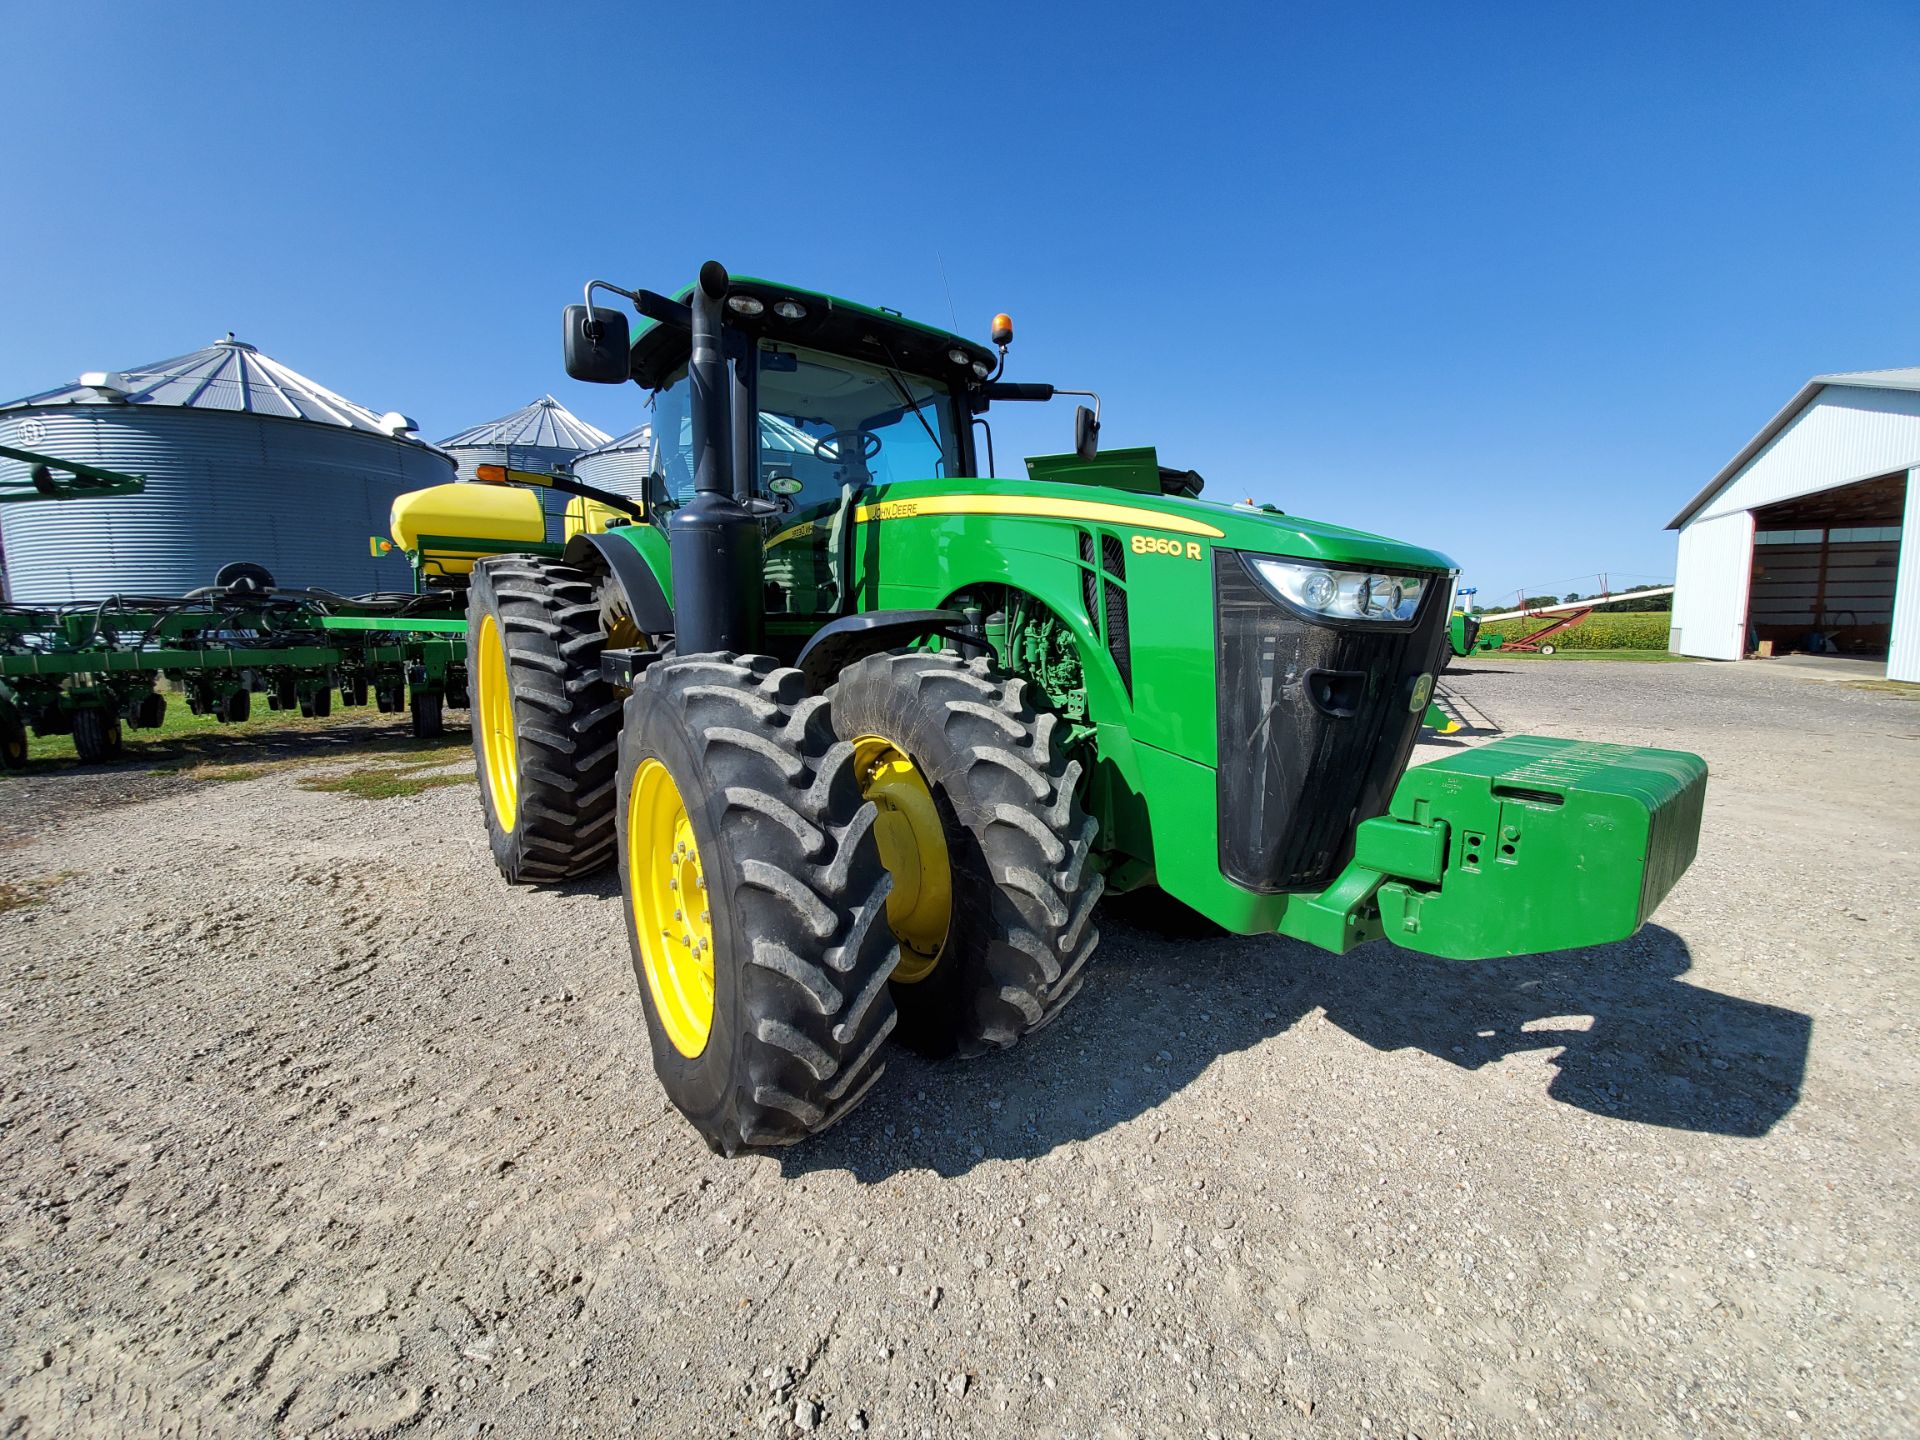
[669,261,765,656]
[687,260,732,498]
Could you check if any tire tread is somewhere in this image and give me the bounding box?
[468,557,622,883]
[621,654,899,1154]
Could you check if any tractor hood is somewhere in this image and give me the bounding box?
[1015,448,1457,575]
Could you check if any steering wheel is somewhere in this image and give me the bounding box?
[810,428,883,465]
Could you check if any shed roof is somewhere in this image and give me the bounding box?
[439,396,611,453]
[0,335,424,438]
[1670,366,1920,529]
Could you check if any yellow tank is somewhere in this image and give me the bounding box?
[563,492,630,543]
[389,483,547,578]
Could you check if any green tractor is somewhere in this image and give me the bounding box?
[406,262,1706,1154]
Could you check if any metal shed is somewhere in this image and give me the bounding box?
[438,396,611,523]
[0,336,452,603]
[1668,367,1920,682]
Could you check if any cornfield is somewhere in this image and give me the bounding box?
[1474,612,1672,651]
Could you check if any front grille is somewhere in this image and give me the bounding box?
[1215,550,1451,892]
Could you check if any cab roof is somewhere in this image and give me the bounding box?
[628,277,998,392]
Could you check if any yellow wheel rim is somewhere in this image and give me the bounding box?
[475,612,518,831]
[629,758,716,1056]
[852,734,951,984]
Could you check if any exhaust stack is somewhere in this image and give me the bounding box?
[669,261,765,656]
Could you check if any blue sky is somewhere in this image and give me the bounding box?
[3,1,1915,603]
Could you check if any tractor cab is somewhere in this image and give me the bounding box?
[628,278,983,513]
[647,339,963,512]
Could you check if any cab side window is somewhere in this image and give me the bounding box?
[646,367,696,512]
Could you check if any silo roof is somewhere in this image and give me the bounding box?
[0,335,426,439]
[439,396,611,453]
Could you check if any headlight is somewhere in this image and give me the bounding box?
[1247,556,1427,623]
[727,295,765,316]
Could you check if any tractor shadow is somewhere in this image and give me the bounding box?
[1411,732,1484,751]
[782,918,1811,1183]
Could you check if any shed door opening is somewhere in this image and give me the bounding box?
[1748,471,1905,658]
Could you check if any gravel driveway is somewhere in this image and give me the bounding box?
[1,659,1913,1438]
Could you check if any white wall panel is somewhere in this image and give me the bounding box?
[1887,467,1920,683]
[1671,510,1753,660]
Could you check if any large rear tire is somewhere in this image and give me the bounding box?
[467,557,621,884]
[617,654,899,1154]
[827,650,1103,1058]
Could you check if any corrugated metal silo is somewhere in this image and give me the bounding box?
[571,424,653,501]
[438,396,612,523]
[0,337,452,603]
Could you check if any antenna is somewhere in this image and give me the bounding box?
[937,253,959,332]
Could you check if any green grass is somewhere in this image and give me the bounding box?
[21,688,337,763]
[296,748,472,800]
[9,689,466,777]
[1844,678,1920,698]
[1473,648,1697,663]
[299,767,472,800]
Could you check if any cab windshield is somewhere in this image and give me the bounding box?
[643,344,961,519]
[756,342,957,510]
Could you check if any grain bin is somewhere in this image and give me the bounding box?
[438,396,611,524]
[0,336,452,603]
[570,424,653,501]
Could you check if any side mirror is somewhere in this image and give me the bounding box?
[562,304,631,384]
[1074,403,1100,462]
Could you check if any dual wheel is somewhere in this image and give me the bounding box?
[0,705,124,766]
[466,558,1102,1154]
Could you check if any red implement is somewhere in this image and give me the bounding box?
[1496,606,1594,655]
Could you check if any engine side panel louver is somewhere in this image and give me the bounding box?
[1078,530,1100,627]
[1099,534,1132,692]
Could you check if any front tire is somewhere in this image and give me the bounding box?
[466,557,621,884]
[827,651,1103,1057]
[71,707,123,764]
[0,704,27,769]
[617,654,900,1154]
[410,688,443,738]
